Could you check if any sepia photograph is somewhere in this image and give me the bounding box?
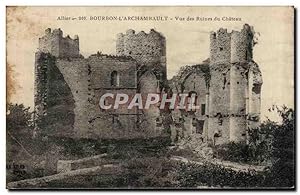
[6,6,295,189]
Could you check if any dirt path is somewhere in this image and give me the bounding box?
[7,164,122,189]
[170,155,266,172]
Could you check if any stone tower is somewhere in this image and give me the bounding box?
[34,27,171,140]
[208,24,261,145]
[116,29,166,76]
[34,28,81,137]
[116,29,168,137]
[38,28,80,58]
[229,24,254,143]
[208,27,232,145]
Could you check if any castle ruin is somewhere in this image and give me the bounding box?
[34,24,262,145]
[170,24,263,145]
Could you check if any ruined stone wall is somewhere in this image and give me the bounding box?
[34,52,152,139]
[59,35,80,58]
[116,29,166,70]
[138,71,161,137]
[182,72,207,116]
[208,63,231,144]
[35,28,171,140]
[209,118,230,145]
[34,52,53,136]
[169,64,210,142]
[248,61,263,130]
[182,72,208,136]
[88,88,140,139]
[229,64,248,142]
[228,24,255,143]
[87,55,142,139]
[116,29,167,138]
[207,24,260,145]
[34,26,262,144]
[55,58,91,138]
[207,60,261,145]
[88,55,137,89]
[34,52,76,138]
[38,28,79,58]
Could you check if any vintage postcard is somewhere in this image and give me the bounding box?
[6,6,295,189]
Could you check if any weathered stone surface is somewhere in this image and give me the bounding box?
[34,28,167,140]
[34,25,262,144]
[116,29,166,69]
[170,24,263,145]
[39,28,80,58]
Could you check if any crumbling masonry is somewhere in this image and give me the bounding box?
[170,24,263,145]
[34,24,262,145]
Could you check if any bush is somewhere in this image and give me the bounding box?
[176,161,265,188]
[263,105,295,188]
[213,105,295,188]
[213,142,257,163]
[123,157,179,188]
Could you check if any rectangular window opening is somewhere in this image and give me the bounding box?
[201,104,206,115]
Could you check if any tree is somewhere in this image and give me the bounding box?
[262,105,295,187]
[6,103,32,135]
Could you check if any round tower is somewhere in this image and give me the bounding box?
[38,28,80,58]
[229,64,247,143]
[229,24,254,143]
[230,24,254,64]
[208,28,232,145]
[209,28,231,65]
[116,29,166,70]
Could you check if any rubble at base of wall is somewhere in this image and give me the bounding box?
[175,135,213,160]
[56,153,110,173]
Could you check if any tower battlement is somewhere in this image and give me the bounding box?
[116,29,166,68]
[210,24,254,65]
[38,28,80,58]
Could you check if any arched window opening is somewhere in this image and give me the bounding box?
[111,71,119,87]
